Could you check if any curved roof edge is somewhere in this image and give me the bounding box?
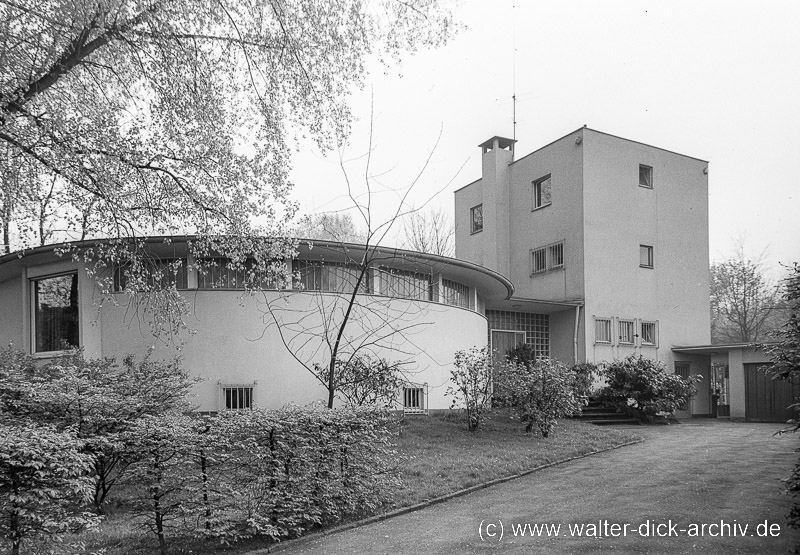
[0,236,515,302]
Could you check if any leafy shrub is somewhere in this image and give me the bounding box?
[494,357,582,437]
[0,422,101,555]
[314,355,405,407]
[446,346,493,432]
[502,344,597,404]
[118,406,399,549]
[0,348,197,511]
[597,355,700,421]
[570,362,599,401]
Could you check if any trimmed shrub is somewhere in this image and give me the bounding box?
[494,357,582,437]
[0,422,100,555]
[597,355,700,421]
[118,406,400,549]
[446,346,493,432]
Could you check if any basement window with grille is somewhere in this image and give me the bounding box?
[403,385,427,415]
[220,384,254,411]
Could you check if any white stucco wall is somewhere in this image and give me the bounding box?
[98,289,489,412]
[581,129,710,369]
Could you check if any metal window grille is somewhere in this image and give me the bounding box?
[548,242,564,268]
[293,260,369,294]
[641,322,657,345]
[618,320,635,344]
[378,268,431,301]
[442,279,470,308]
[113,258,188,291]
[403,386,427,414]
[222,386,253,410]
[595,318,612,343]
[532,248,547,274]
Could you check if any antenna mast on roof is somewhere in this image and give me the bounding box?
[512,2,517,143]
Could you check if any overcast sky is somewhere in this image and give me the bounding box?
[289,0,799,279]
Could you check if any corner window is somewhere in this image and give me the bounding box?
[594,318,611,344]
[640,245,654,268]
[33,273,79,353]
[618,319,635,344]
[470,204,483,234]
[532,174,552,209]
[641,321,657,346]
[639,164,653,188]
[221,385,254,410]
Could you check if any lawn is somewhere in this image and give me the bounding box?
[79,411,640,555]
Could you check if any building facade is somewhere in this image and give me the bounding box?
[455,128,711,374]
[0,238,512,412]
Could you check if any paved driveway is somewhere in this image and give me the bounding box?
[265,420,800,554]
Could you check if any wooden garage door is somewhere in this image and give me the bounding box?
[745,363,800,422]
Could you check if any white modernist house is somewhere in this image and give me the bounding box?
[0,238,511,413]
[0,128,788,419]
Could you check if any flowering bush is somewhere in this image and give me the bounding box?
[597,355,701,421]
[0,422,101,555]
[494,357,582,437]
[446,346,493,432]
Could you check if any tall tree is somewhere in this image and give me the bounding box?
[0,0,454,337]
[399,205,454,256]
[710,248,785,343]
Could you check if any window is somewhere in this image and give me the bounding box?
[198,258,280,289]
[378,268,431,301]
[486,311,549,358]
[33,273,79,353]
[531,248,547,274]
[531,241,564,275]
[639,164,653,188]
[618,320,635,344]
[595,318,611,344]
[470,204,483,234]
[442,279,470,309]
[640,245,654,268]
[113,258,188,291]
[641,321,657,346]
[293,260,370,294]
[221,386,253,410]
[403,386,426,414]
[532,174,552,209]
[548,243,564,269]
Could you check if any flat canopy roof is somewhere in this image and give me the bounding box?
[672,342,776,355]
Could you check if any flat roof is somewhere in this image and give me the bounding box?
[672,342,777,355]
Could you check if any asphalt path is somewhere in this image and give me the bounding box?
[263,420,800,554]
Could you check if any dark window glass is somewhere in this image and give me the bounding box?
[34,274,79,352]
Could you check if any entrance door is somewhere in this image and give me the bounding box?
[490,330,526,364]
[674,362,693,417]
[745,363,800,422]
[710,364,730,417]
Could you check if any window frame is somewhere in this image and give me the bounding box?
[640,321,658,346]
[531,247,547,274]
[31,271,80,355]
[639,245,654,269]
[403,384,427,414]
[594,317,612,344]
[470,204,483,234]
[639,164,653,189]
[219,384,255,411]
[530,241,564,276]
[532,174,552,210]
[618,319,635,345]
